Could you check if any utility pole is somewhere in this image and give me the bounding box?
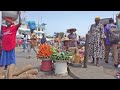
[83,26,90,68]
[113,11,115,20]
[41,16,42,23]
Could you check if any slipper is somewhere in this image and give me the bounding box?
[105,60,108,63]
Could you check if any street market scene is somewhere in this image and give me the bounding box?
[0,11,120,79]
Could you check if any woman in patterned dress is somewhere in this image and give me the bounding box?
[88,16,105,66]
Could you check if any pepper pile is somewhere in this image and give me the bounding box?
[37,43,53,58]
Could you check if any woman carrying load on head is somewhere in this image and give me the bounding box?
[0,11,21,70]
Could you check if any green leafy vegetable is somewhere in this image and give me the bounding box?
[50,50,73,61]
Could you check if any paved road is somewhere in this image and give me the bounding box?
[12,47,120,79]
[69,56,119,79]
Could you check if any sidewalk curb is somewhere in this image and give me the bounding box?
[68,66,81,79]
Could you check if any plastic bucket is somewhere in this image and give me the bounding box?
[54,61,68,76]
[40,59,53,72]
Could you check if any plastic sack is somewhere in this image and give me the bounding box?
[28,21,36,30]
[2,11,19,21]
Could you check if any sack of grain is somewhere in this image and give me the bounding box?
[12,74,34,79]
[13,64,32,76]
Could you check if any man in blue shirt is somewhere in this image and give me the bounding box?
[41,34,46,44]
[104,18,119,68]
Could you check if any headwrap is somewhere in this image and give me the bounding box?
[4,17,14,24]
[95,16,100,20]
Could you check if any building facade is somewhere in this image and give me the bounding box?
[17,21,46,39]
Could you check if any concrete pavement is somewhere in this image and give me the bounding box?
[15,47,73,79]
[15,47,119,79]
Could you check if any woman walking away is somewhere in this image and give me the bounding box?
[0,12,21,70]
[88,16,105,67]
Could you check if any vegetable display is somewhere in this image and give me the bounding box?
[50,46,58,54]
[37,43,53,58]
[50,50,73,61]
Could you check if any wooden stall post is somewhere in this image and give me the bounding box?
[83,33,89,68]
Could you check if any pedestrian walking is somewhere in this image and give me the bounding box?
[26,32,37,59]
[88,16,105,66]
[22,34,27,52]
[104,18,119,68]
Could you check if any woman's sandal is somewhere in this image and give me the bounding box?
[105,60,108,63]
